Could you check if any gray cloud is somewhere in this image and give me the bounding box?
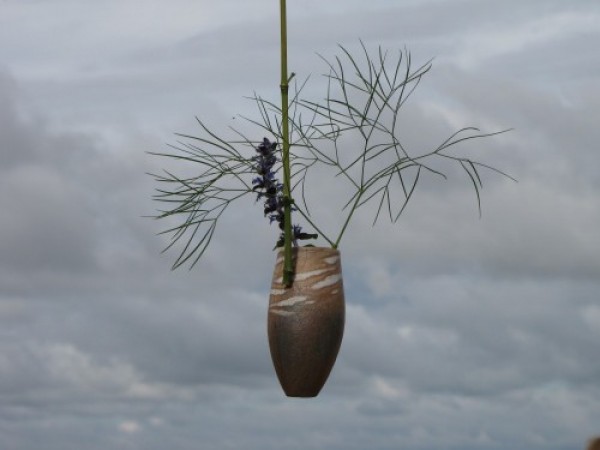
[1,1,600,449]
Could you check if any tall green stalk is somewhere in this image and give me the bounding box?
[279,0,294,287]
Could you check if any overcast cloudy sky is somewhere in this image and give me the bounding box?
[1,1,600,449]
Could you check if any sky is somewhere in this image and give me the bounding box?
[1,0,600,449]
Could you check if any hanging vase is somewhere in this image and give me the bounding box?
[268,247,345,397]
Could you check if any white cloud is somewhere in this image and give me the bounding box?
[118,420,141,434]
[454,10,600,69]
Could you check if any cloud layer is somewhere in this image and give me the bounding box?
[1,1,599,449]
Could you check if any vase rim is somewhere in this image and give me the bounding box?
[276,246,339,255]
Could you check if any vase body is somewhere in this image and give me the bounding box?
[268,247,345,397]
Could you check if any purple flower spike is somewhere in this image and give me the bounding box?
[252,137,316,248]
[252,138,285,229]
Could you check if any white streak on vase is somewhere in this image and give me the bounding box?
[270,309,295,317]
[311,274,342,290]
[324,256,339,265]
[270,289,287,296]
[294,268,330,281]
[271,296,308,307]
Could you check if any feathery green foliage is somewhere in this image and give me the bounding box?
[149,43,513,270]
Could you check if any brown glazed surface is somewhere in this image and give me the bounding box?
[268,247,345,397]
[588,437,600,450]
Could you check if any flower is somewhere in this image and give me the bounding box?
[253,138,316,247]
[252,137,285,230]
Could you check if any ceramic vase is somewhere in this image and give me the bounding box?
[268,247,345,397]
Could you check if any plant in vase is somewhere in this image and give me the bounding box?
[149,0,513,397]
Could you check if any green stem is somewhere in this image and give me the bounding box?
[280,0,294,287]
[334,188,364,248]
